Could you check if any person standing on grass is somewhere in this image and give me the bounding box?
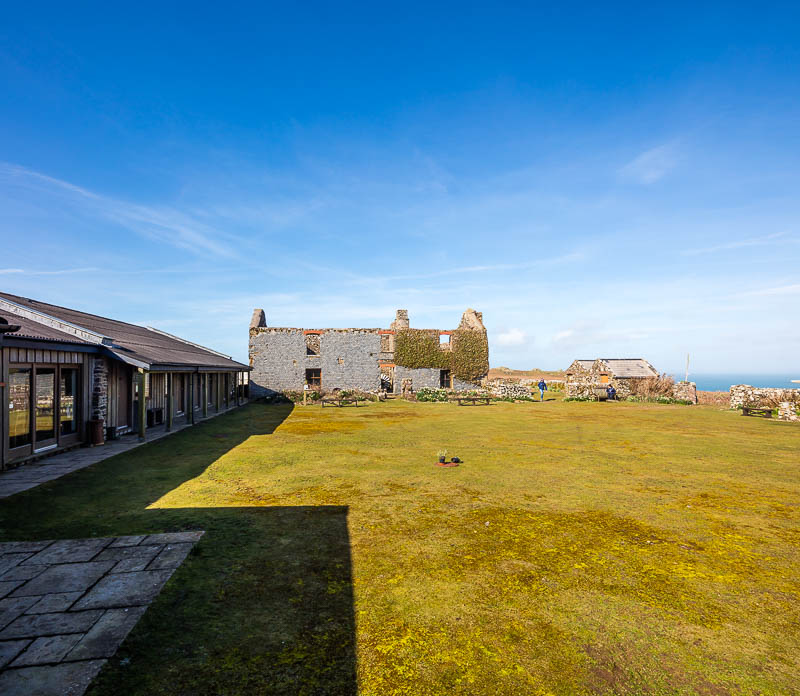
[538,378,547,401]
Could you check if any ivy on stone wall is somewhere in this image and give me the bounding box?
[394,330,451,370]
[394,328,489,383]
[451,329,489,383]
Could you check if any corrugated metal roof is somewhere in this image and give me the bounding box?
[0,292,248,371]
[0,309,93,344]
[599,359,658,378]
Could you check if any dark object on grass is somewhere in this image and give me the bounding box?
[438,455,446,463]
[450,457,461,463]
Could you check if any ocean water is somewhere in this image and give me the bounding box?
[677,374,800,392]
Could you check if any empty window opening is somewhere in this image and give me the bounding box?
[380,333,395,352]
[306,368,322,388]
[440,369,452,388]
[305,333,321,356]
[439,333,450,344]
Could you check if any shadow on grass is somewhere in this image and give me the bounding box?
[0,403,357,695]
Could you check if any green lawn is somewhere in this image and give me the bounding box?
[1,399,799,695]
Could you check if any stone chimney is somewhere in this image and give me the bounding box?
[250,308,267,329]
[458,308,485,331]
[390,309,409,331]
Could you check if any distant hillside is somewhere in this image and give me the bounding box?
[488,367,566,381]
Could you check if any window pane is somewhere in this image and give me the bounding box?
[9,368,31,449]
[60,368,79,436]
[35,368,56,443]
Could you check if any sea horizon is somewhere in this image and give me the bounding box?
[667,374,799,392]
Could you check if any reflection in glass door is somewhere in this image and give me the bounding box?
[35,367,57,450]
[60,368,79,436]
[8,368,32,450]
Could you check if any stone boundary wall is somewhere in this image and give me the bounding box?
[729,385,800,409]
[672,381,697,404]
[778,402,799,422]
[490,383,533,399]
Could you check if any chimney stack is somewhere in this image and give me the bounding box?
[390,309,409,331]
[250,309,267,329]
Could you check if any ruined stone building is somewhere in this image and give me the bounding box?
[249,309,489,396]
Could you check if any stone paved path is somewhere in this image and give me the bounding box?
[0,406,240,499]
[0,531,204,695]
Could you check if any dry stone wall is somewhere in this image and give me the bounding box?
[778,402,799,422]
[672,381,698,404]
[729,385,800,409]
[490,383,533,399]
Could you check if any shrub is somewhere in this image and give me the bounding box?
[627,395,692,406]
[628,373,676,399]
[416,388,449,402]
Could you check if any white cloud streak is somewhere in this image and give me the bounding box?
[619,143,680,184]
[0,163,238,258]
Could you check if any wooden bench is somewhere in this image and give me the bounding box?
[322,397,364,408]
[742,406,772,418]
[452,396,492,406]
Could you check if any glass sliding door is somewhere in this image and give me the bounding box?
[34,367,57,450]
[60,367,79,436]
[9,368,32,450]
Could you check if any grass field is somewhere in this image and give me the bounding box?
[1,399,799,695]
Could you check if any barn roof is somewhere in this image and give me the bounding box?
[0,292,248,371]
[598,359,658,378]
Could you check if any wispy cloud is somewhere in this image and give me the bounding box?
[619,142,681,184]
[0,267,98,275]
[682,232,794,256]
[0,163,238,258]
[496,328,526,346]
[740,283,800,297]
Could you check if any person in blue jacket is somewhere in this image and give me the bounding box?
[607,384,617,400]
[538,378,547,401]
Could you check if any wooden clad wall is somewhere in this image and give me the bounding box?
[148,373,166,410]
[7,348,83,364]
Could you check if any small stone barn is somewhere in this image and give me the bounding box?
[564,358,659,398]
[0,292,249,470]
[249,308,489,397]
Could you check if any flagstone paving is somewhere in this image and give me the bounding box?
[0,531,203,695]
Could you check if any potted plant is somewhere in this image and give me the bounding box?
[438,449,447,464]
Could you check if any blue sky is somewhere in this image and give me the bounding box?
[1,3,799,373]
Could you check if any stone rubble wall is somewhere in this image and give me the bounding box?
[249,328,382,396]
[778,402,799,422]
[729,385,800,409]
[565,373,635,399]
[672,381,698,404]
[489,383,533,399]
[90,357,109,424]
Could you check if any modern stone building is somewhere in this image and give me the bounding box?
[249,308,489,397]
[0,292,249,470]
